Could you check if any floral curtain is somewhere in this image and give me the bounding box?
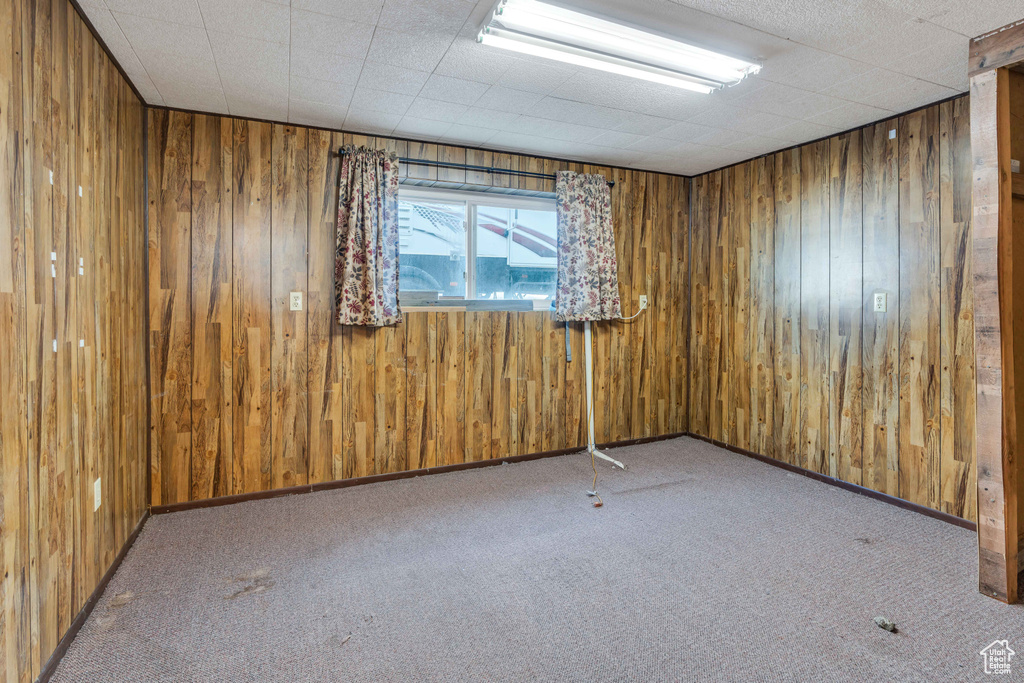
[335,146,402,326]
[554,171,621,321]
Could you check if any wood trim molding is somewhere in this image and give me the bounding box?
[34,512,151,683]
[150,432,691,515]
[970,67,1021,603]
[685,433,978,532]
[970,19,1024,76]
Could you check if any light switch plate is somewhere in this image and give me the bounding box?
[1013,159,1021,174]
[873,292,887,313]
[889,129,896,140]
[290,292,303,311]
[94,478,101,511]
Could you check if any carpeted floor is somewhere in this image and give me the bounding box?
[53,437,1024,682]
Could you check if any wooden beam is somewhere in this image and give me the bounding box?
[971,19,1024,76]
[970,67,1021,603]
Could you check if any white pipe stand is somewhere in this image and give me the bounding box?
[583,320,625,470]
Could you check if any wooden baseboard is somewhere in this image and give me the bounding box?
[151,431,692,515]
[35,511,151,683]
[684,432,977,531]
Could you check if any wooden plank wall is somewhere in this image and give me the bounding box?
[689,97,977,521]
[0,0,148,679]
[147,110,691,505]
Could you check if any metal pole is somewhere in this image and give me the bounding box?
[584,320,625,470]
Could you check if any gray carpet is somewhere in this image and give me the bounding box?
[53,437,1024,682]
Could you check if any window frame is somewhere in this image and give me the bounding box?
[397,185,558,306]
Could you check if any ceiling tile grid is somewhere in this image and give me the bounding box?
[76,0,1020,175]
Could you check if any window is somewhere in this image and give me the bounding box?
[397,187,558,304]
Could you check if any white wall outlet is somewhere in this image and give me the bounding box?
[873,292,887,313]
[94,478,102,511]
[290,291,303,311]
[638,295,648,309]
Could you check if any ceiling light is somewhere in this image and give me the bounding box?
[478,0,760,93]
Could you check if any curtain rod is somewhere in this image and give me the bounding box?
[336,148,614,187]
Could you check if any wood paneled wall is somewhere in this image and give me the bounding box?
[689,97,977,521]
[147,110,690,505]
[0,0,148,679]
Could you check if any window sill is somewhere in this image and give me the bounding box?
[402,299,553,313]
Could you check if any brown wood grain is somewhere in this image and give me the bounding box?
[800,140,830,475]
[190,114,233,501]
[2,0,148,676]
[232,119,273,494]
[971,68,1019,602]
[829,131,863,485]
[898,106,941,510]
[862,119,900,498]
[688,97,976,524]
[749,156,775,458]
[939,97,977,523]
[774,148,801,466]
[271,124,309,489]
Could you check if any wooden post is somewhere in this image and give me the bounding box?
[969,20,1024,603]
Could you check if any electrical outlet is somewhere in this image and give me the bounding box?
[290,291,303,311]
[1013,159,1021,174]
[873,292,887,313]
[94,478,101,511]
[638,295,648,309]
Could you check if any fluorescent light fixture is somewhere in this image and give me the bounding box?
[478,0,760,93]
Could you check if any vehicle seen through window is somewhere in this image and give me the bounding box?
[397,187,557,305]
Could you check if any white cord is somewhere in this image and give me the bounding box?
[618,301,647,322]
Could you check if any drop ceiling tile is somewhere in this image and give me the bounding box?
[290,47,365,84]
[229,93,290,121]
[657,121,717,143]
[144,53,222,90]
[356,62,431,96]
[433,38,514,84]
[290,10,376,58]
[405,98,468,122]
[688,127,751,148]
[392,116,452,140]
[377,0,475,36]
[613,114,677,136]
[210,31,289,73]
[838,16,965,69]
[817,68,917,104]
[860,79,960,113]
[768,119,843,144]
[365,28,453,71]
[290,76,355,108]
[896,41,969,91]
[496,59,576,95]
[807,101,893,130]
[530,98,629,129]
[153,78,228,111]
[771,92,850,121]
[781,53,874,93]
[442,124,497,145]
[590,130,645,149]
[104,0,204,26]
[472,86,545,115]
[349,87,415,116]
[418,74,488,105]
[908,0,1023,38]
[723,135,791,156]
[724,110,803,136]
[291,0,384,25]
[287,104,343,130]
[344,109,401,135]
[453,106,521,130]
[113,12,212,58]
[197,0,290,44]
[219,61,288,93]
